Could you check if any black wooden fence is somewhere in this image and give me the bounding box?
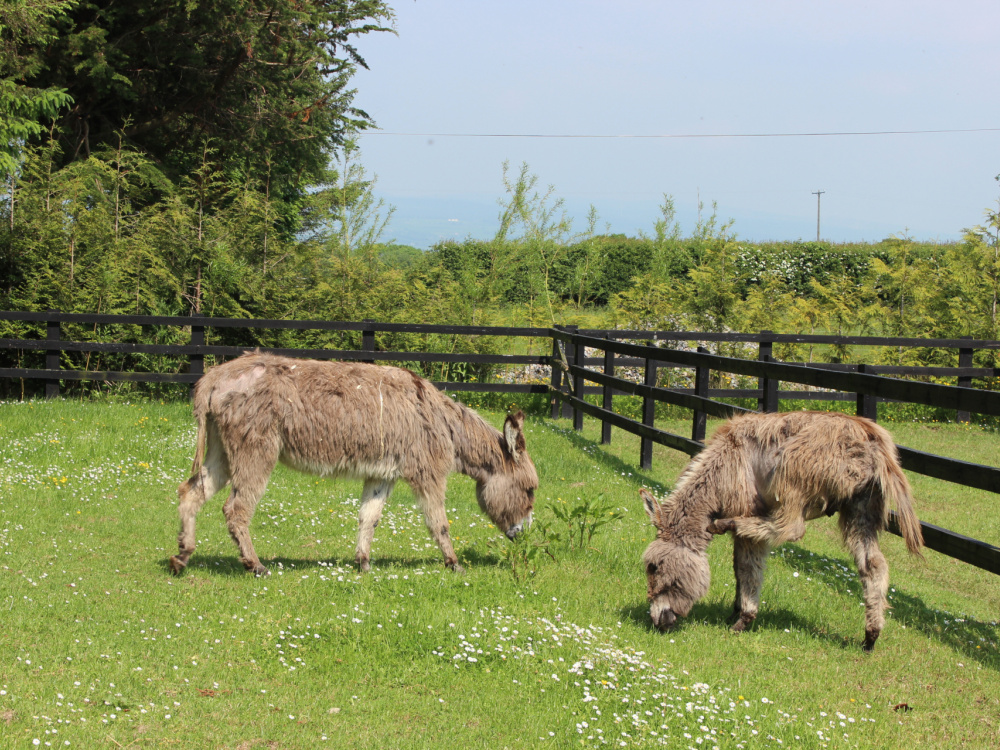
[1,310,998,575]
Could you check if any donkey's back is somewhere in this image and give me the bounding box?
[194,353,460,484]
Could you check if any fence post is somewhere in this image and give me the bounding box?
[757,333,776,413]
[188,312,204,399]
[956,337,973,424]
[601,338,614,444]
[573,335,585,431]
[692,346,709,442]
[45,310,60,399]
[550,326,564,419]
[640,357,658,470]
[562,325,578,419]
[856,363,877,421]
[361,319,375,364]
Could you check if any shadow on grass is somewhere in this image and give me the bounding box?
[542,421,671,495]
[460,547,502,568]
[620,596,915,653]
[673,542,1000,667]
[162,553,485,578]
[774,542,999,668]
[619,542,1000,666]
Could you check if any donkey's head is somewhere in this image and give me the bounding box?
[477,411,537,539]
[640,489,711,631]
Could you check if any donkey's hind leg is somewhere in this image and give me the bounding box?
[169,425,230,574]
[730,536,769,632]
[839,504,890,652]
[355,479,395,572]
[223,446,278,576]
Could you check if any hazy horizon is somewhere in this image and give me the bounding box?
[351,1,1000,251]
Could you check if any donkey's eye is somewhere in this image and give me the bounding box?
[646,562,658,576]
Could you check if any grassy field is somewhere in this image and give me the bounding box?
[0,399,997,749]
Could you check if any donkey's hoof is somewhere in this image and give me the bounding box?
[358,559,372,574]
[862,630,879,652]
[168,556,187,575]
[730,614,755,633]
[707,518,736,535]
[447,562,466,574]
[251,564,270,577]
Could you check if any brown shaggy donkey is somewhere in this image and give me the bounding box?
[169,352,538,576]
[641,411,923,651]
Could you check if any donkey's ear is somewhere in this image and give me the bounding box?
[503,410,526,463]
[640,488,661,526]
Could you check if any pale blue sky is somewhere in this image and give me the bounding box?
[352,0,1000,249]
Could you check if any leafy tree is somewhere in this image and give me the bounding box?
[595,235,653,304]
[379,243,423,270]
[927,191,1000,352]
[870,234,938,341]
[0,0,75,179]
[679,217,740,337]
[806,271,882,362]
[643,193,692,280]
[493,161,576,323]
[17,0,394,201]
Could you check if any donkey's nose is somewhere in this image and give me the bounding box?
[654,608,677,631]
[506,523,523,540]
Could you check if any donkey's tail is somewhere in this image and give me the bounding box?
[189,407,208,476]
[187,382,211,477]
[876,443,924,556]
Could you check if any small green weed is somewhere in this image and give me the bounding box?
[547,493,626,550]
[487,522,556,581]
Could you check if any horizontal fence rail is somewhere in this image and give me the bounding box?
[0,312,553,394]
[1,311,998,575]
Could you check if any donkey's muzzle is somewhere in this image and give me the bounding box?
[653,608,677,631]
[505,512,533,540]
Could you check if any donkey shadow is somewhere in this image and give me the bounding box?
[160,552,474,579]
[545,425,671,495]
[622,542,1000,670]
[619,598,863,652]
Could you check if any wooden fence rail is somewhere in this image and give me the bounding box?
[1,310,998,575]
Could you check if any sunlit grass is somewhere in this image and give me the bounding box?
[0,400,997,748]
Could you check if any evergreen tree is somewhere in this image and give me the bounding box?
[15,0,394,205]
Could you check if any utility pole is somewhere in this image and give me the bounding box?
[812,190,825,242]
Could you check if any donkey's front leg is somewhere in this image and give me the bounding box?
[414,479,464,573]
[710,513,806,547]
[708,518,737,535]
[355,479,395,573]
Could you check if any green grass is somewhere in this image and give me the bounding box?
[1,401,998,749]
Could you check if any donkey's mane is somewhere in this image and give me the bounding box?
[443,397,507,479]
[666,431,741,518]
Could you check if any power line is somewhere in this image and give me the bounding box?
[361,127,1000,140]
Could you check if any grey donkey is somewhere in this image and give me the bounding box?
[641,411,923,651]
[170,352,538,576]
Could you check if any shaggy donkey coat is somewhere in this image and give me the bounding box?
[641,411,923,652]
[169,352,538,576]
